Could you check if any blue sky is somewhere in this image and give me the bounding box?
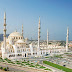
[0,0,72,40]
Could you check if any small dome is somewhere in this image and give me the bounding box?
[9,31,22,37]
[16,39,25,43]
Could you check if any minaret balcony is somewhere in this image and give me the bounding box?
[4,24,6,26]
[3,29,6,31]
[3,35,6,37]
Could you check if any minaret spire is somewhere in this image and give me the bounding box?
[47,29,49,46]
[22,24,23,37]
[3,12,6,53]
[66,27,69,52]
[38,16,40,52]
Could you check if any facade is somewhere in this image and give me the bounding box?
[1,13,67,59]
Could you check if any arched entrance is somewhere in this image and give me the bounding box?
[25,53,26,57]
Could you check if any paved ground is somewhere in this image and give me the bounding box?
[16,57,65,72]
[0,69,9,72]
[0,62,50,72]
[13,57,65,72]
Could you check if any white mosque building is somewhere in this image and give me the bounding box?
[1,12,68,59]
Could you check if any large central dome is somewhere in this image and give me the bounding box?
[9,31,22,37]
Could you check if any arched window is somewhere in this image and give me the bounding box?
[19,37,20,39]
[23,49,24,52]
[25,53,26,57]
[16,37,17,39]
[41,52,42,54]
[14,37,15,39]
[11,50,12,52]
[21,37,22,39]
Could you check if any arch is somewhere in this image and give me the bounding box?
[19,37,20,39]
[25,53,26,57]
[14,37,15,39]
[16,37,17,39]
[21,37,22,39]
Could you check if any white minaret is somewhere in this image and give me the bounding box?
[37,16,41,55]
[47,29,49,46]
[3,12,6,53]
[22,24,23,37]
[66,27,69,52]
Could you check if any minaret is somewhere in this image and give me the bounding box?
[22,24,23,37]
[66,27,69,52]
[38,16,40,52]
[3,12,6,53]
[47,29,49,46]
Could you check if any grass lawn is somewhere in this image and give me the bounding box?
[40,66,46,68]
[43,61,72,72]
[44,68,52,71]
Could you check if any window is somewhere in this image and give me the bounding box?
[41,52,42,54]
[14,37,15,39]
[21,37,22,39]
[11,50,12,52]
[17,54,22,56]
[33,53,34,55]
[17,46,19,49]
[23,49,24,52]
[19,37,20,39]
[43,52,45,54]
[16,37,17,39]
[21,49,22,52]
[28,53,31,55]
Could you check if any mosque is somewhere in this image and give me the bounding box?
[1,12,68,59]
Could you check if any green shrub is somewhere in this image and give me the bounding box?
[27,61,29,63]
[0,67,3,69]
[0,57,2,59]
[22,61,27,63]
[40,66,46,68]
[16,61,19,62]
[5,58,11,61]
[30,65,35,67]
[17,62,21,64]
[26,63,30,65]
[35,63,40,66]
[3,60,5,62]
[3,68,7,71]
[31,63,33,64]
[21,63,24,66]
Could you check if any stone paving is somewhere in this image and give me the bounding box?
[0,62,51,72]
